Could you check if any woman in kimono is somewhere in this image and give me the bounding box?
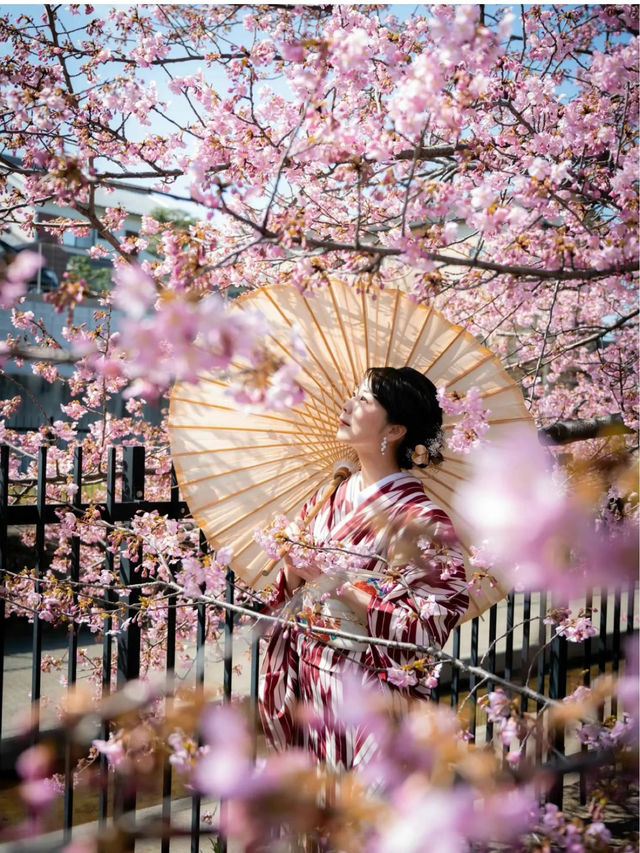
[259,366,469,772]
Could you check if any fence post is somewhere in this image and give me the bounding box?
[115,446,145,837]
[99,447,118,827]
[161,465,181,853]
[218,567,235,853]
[63,446,83,842]
[548,628,568,807]
[117,446,145,687]
[190,531,209,853]
[31,445,47,740]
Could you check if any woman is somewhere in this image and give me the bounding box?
[259,366,469,772]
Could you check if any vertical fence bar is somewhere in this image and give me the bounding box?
[597,588,609,727]
[191,533,208,853]
[583,591,593,689]
[122,445,145,504]
[598,588,608,678]
[520,593,531,715]
[485,604,497,742]
[161,585,177,853]
[536,592,548,700]
[224,568,235,703]
[31,445,47,739]
[117,560,142,683]
[115,447,145,833]
[218,568,236,853]
[117,446,145,687]
[611,590,622,718]
[161,465,181,853]
[450,626,460,708]
[501,593,516,762]
[468,617,479,741]
[504,591,515,685]
[580,591,593,805]
[0,445,8,743]
[548,626,568,808]
[250,633,261,762]
[626,584,635,637]
[99,447,117,826]
[63,446,82,841]
[535,592,548,794]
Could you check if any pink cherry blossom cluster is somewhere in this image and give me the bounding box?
[254,514,373,575]
[480,688,528,749]
[532,804,614,853]
[107,262,307,403]
[0,250,42,309]
[456,427,639,596]
[544,607,598,644]
[15,744,57,821]
[437,386,491,454]
[187,688,539,851]
[386,660,441,691]
[176,551,229,600]
[227,358,305,412]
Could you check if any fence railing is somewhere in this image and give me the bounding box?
[0,444,636,851]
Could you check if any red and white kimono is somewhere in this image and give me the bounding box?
[259,471,469,772]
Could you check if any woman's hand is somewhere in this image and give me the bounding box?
[282,556,322,594]
[338,582,372,621]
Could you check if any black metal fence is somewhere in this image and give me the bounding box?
[0,444,636,851]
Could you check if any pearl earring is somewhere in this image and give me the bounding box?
[380,435,388,455]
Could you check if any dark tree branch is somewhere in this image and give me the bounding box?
[395,143,469,161]
[301,234,638,281]
[538,413,634,445]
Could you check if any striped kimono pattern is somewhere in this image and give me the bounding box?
[258,471,469,773]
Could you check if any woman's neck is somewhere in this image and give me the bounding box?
[357,450,402,491]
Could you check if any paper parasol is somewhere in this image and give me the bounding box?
[169,280,536,620]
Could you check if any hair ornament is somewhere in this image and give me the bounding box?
[410,444,429,467]
[426,428,445,464]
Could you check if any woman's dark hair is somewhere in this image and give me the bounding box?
[366,366,444,468]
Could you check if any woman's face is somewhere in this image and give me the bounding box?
[335,379,389,451]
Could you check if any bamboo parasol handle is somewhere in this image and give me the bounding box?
[248,465,353,588]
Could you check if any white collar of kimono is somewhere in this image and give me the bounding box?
[350,470,416,508]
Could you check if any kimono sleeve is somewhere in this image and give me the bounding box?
[365,506,469,662]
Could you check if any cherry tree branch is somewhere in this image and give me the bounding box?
[295,234,638,281]
[513,308,640,371]
[538,413,635,445]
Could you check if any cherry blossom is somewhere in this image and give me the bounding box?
[386,667,418,689]
[437,386,491,454]
[0,250,43,308]
[0,5,637,849]
[456,426,638,595]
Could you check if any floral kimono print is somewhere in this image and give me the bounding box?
[258,471,469,773]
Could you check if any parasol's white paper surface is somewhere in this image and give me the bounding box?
[169,281,536,621]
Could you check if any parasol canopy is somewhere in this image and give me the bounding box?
[169,280,536,621]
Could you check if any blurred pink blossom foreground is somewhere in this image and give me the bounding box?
[455,427,637,596]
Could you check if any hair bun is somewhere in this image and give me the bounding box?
[410,444,429,467]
